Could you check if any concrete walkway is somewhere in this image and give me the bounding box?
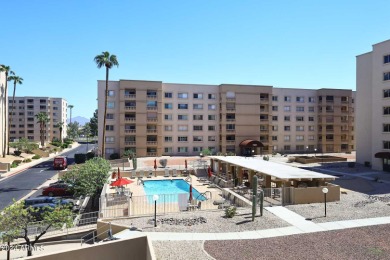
[114,206,390,241]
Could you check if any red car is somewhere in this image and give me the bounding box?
[42,184,74,197]
[53,156,68,170]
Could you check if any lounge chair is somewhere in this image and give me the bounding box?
[188,201,201,211]
[147,171,153,178]
[172,169,178,177]
[130,170,136,179]
[164,169,170,177]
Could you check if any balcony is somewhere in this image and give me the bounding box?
[147,118,158,122]
[125,106,136,110]
[125,117,136,122]
[226,140,235,143]
[147,106,157,111]
[125,141,136,146]
[147,129,157,133]
[124,129,136,133]
[146,141,157,145]
[147,152,157,156]
[226,118,235,122]
[124,94,136,99]
[226,129,235,133]
[147,95,157,99]
[226,108,236,111]
[226,97,235,101]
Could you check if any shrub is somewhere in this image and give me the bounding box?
[86,152,95,160]
[23,158,32,163]
[159,159,167,168]
[348,162,355,168]
[50,141,62,147]
[75,153,87,164]
[109,153,120,160]
[32,155,41,159]
[224,206,237,218]
[11,162,19,168]
[263,156,269,161]
[201,148,212,156]
[287,157,295,163]
[14,150,22,156]
[61,144,69,149]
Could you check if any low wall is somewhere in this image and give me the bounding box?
[221,188,251,207]
[292,183,340,204]
[0,162,9,172]
[96,221,129,240]
[295,156,347,164]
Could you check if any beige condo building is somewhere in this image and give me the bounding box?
[8,97,68,144]
[0,71,7,157]
[98,80,355,158]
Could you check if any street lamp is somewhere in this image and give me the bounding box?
[314,148,317,157]
[153,194,159,227]
[322,187,329,217]
[306,146,309,156]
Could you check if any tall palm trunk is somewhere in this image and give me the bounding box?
[101,67,109,158]
[40,122,44,147]
[59,127,63,143]
[2,72,8,157]
[7,81,16,155]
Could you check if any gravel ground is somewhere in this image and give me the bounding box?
[204,224,390,260]
[112,208,290,233]
[152,241,214,260]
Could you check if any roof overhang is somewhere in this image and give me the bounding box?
[375,152,390,159]
[239,139,264,148]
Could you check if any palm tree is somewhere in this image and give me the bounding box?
[94,52,119,158]
[35,112,49,147]
[54,121,64,143]
[7,75,23,155]
[0,65,13,157]
[68,105,74,124]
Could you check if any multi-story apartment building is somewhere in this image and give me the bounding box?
[357,39,390,171]
[0,71,7,157]
[98,80,355,158]
[8,97,68,143]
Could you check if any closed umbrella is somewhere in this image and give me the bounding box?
[189,184,193,201]
[154,159,157,177]
[117,167,121,179]
[185,159,188,169]
[208,166,212,179]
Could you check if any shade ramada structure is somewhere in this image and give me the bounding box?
[111,177,133,187]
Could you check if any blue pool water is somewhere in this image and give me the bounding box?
[143,179,206,204]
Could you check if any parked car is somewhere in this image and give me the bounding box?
[49,180,67,186]
[42,184,74,197]
[24,196,74,208]
[28,203,56,220]
[53,156,68,170]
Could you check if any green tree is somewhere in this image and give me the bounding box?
[54,121,64,143]
[0,65,13,157]
[7,74,23,155]
[89,109,98,137]
[35,112,49,147]
[68,104,74,124]
[67,121,80,139]
[0,200,73,257]
[94,52,119,158]
[9,138,38,154]
[83,123,91,138]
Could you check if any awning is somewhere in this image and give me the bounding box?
[239,139,264,148]
[374,152,390,159]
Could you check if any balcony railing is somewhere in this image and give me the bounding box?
[124,94,136,99]
[226,129,235,132]
[147,129,157,133]
[147,118,158,122]
[124,129,136,133]
[147,152,157,156]
[125,106,136,110]
[147,106,157,110]
[226,140,235,143]
[226,97,235,101]
[125,141,136,146]
[146,141,157,145]
[226,119,235,122]
[226,108,236,111]
[260,98,269,102]
[125,118,136,121]
[147,95,157,99]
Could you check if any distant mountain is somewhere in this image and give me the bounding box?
[67,116,89,126]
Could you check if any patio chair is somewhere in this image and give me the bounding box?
[188,201,201,211]
[147,171,153,178]
[172,169,178,177]
[164,169,170,177]
[130,170,136,179]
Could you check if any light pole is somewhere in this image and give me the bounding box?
[314,148,317,157]
[306,146,309,156]
[153,194,159,227]
[322,187,328,217]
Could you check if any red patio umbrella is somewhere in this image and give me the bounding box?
[208,166,212,179]
[111,177,133,187]
[117,167,121,179]
[154,159,157,177]
[185,159,188,169]
[189,184,193,201]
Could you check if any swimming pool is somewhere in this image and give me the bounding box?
[143,179,206,204]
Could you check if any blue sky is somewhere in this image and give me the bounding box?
[1,0,389,118]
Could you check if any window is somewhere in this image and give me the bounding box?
[105,137,115,143]
[164,136,173,142]
[193,125,203,131]
[193,147,203,152]
[284,106,291,112]
[164,147,173,153]
[193,104,203,110]
[296,96,304,102]
[108,90,115,96]
[19,112,24,116]
[309,126,315,131]
[208,94,216,100]
[178,147,188,153]
[178,104,188,109]
[284,126,291,131]
[178,93,188,99]
[272,96,278,101]
[178,115,188,120]
[284,116,290,121]
[106,113,114,119]
[164,114,173,120]
[384,107,390,115]
[296,116,304,121]
[284,145,291,151]
[296,135,304,141]
[272,136,278,141]
[296,106,304,112]
[164,125,172,131]
[308,97,315,103]
[107,102,115,109]
[384,124,390,132]
[208,115,216,120]
[208,136,216,141]
[105,148,115,155]
[193,93,203,99]
[308,106,315,112]
[272,125,278,131]
[272,116,278,121]
[178,125,188,131]
[164,103,173,109]
[178,136,188,142]
[208,125,216,131]
[296,126,304,131]
[226,92,235,98]
[208,104,216,110]
[19,100,25,103]
[147,90,157,97]
[226,124,235,131]
[226,135,235,141]
[284,135,290,141]
[193,136,203,142]
[284,96,291,102]
[226,114,235,121]
[53,107,59,110]
[308,116,315,122]
[384,89,390,98]
[272,106,278,111]
[193,115,203,120]
[296,145,305,151]
[164,92,173,98]
[106,125,114,131]
[384,54,390,64]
